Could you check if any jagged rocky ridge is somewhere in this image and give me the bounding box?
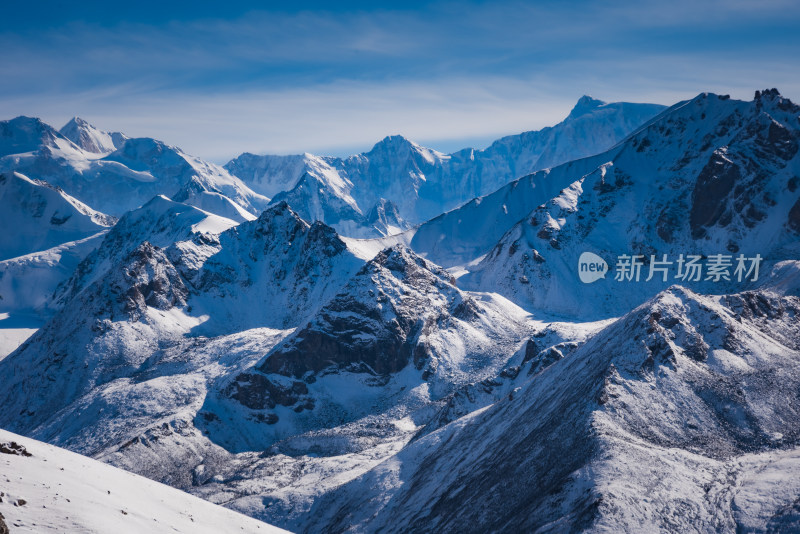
[412,90,800,319]
[0,199,540,530]
[199,244,532,452]
[306,280,800,533]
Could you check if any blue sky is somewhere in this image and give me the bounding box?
[2,0,799,162]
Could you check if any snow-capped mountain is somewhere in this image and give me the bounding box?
[0,169,112,354]
[456,90,800,318]
[306,278,800,532]
[0,429,287,533]
[0,116,269,220]
[0,203,360,436]
[183,201,364,333]
[0,171,114,261]
[269,170,369,237]
[225,97,666,237]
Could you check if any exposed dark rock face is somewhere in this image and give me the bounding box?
[690,150,740,237]
[49,212,72,225]
[764,120,799,162]
[260,313,415,378]
[789,198,800,233]
[118,242,188,321]
[656,208,681,243]
[224,373,310,411]
[521,338,540,364]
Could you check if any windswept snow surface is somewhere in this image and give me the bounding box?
[0,313,42,361]
[0,429,288,533]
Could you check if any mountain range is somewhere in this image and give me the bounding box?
[1,90,799,532]
[225,97,666,237]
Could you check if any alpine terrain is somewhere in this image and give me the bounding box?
[1,90,799,533]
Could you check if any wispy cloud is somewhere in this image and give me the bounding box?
[1,0,798,161]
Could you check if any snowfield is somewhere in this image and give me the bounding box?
[0,429,288,533]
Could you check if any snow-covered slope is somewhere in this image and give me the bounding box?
[226,98,665,236]
[0,232,107,359]
[0,171,114,261]
[0,232,106,316]
[306,281,800,532]
[459,90,800,318]
[0,116,269,220]
[408,153,609,268]
[0,429,287,533]
[172,176,257,223]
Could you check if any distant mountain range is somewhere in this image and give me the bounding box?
[226,96,665,237]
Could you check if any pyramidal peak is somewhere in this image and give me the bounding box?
[59,116,121,154]
[368,134,417,154]
[566,95,608,119]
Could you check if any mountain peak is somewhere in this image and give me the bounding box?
[252,200,309,237]
[0,116,62,156]
[369,134,416,154]
[63,116,89,128]
[59,116,117,154]
[753,87,799,113]
[755,88,782,101]
[8,115,47,127]
[566,95,607,120]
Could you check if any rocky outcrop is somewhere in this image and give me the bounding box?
[117,242,187,321]
[259,246,467,379]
